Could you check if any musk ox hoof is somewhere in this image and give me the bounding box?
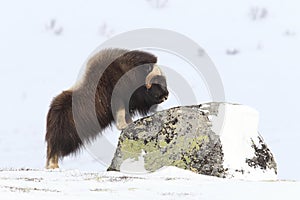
[108,102,278,181]
[46,155,59,169]
[46,162,59,169]
[116,121,128,130]
[46,164,59,169]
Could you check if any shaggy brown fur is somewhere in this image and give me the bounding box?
[45,48,168,169]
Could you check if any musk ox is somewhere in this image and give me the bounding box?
[45,48,169,169]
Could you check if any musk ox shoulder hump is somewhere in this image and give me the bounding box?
[71,48,157,91]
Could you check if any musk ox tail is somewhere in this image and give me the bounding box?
[45,90,82,169]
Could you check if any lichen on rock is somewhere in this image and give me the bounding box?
[108,104,226,177]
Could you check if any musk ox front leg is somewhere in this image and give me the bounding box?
[115,99,132,130]
[116,107,127,130]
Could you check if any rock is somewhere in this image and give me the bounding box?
[108,102,277,180]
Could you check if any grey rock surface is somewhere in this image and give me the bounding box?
[108,103,277,180]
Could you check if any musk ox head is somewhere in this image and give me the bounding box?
[106,50,169,117]
[125,60,168,117]
[117,51,169,115]
[145,65,168,104]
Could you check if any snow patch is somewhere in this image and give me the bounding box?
[210,104,277,180]
[120,151,150,174]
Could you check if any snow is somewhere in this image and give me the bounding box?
[0,167,299,200]
[0,0,300,198]
[210,103,277,180]
[119,150,150,174]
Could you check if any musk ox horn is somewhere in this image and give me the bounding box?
[145,64,163,89]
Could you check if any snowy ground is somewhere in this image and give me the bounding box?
[0,0,300,198]
[1,167,299,200]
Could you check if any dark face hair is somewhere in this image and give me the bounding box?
[145,75,169,104]
[129,74,168,115]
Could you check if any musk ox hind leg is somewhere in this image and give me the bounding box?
[46,146,59,169]
[45,91,83,169]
